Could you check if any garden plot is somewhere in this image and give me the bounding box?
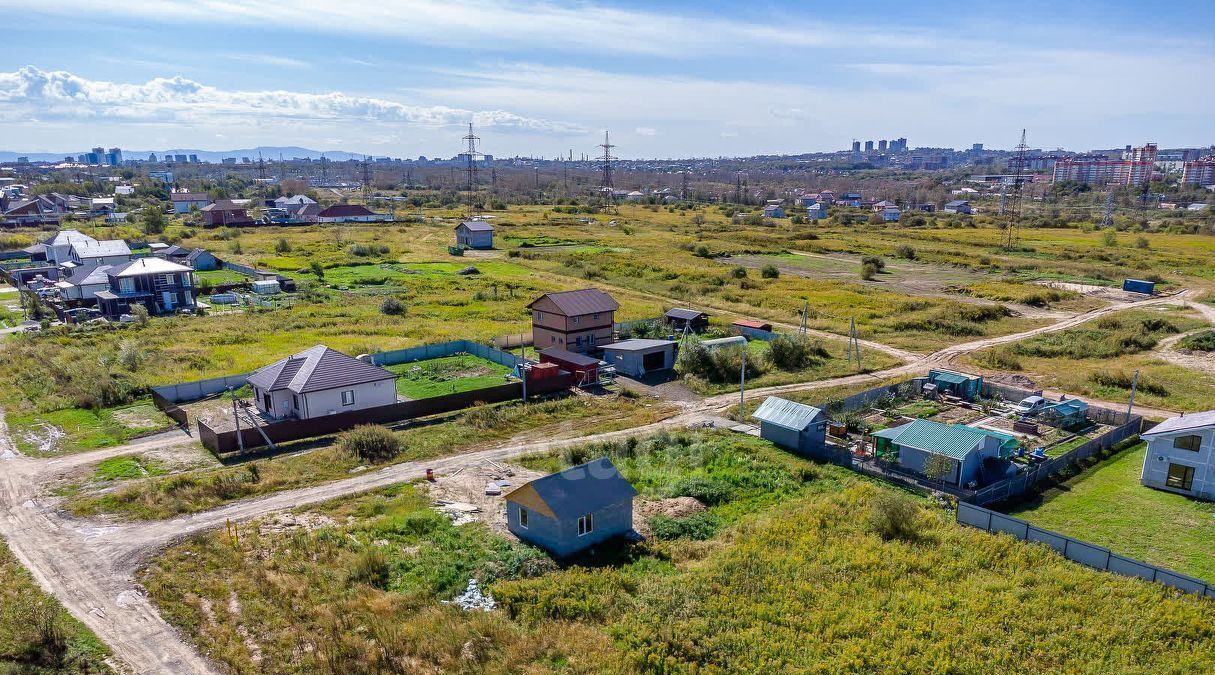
[6,402,176,456]
[386,353,514,400]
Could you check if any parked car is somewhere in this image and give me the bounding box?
[1012,396,1048,416]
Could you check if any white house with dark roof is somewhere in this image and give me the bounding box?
[95,257,196,319]
[69,238,132,266]
[455,220,494,249]
[247,345,398,420]
[1140,410,1215,500]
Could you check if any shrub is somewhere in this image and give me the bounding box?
[766,334,828,371]
[760,264,780,279]
[861,255,886,272]
[338,425,402,463]
[668,476,732,505]
[347,548,390,589]
[379,296,406,316]
[309,261,325,279]
[729,266,748,279]
[649,512,719,540]
[349,242,390,257]
[1179,330,1215,352]
[895,244,916,260]
[866,492,920,541]
[693,245,711,258]
[979,347,1022,371]
[860,262,879,280]
[275,237,292,253]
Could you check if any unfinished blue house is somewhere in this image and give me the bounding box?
[752,396,828,456]
[925,369,984,402]
[873,419,1018,488]
[504,457,637,558]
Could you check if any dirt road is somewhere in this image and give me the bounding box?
[0,288,1207,673]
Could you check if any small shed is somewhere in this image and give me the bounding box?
[455,221,494,249]
[807,203,828,220]
[763,204,785,218]
[664,307,709,333]
[539,347,603,386]
[944,200,972,214]
[731,319,773,338]
[1040,398,1090,429]
[926,369,983,402]
[872,419,1017,488]
[504,456,638,558]
[1122,278,1155,295]
[251,279,281,295]
[752,396,827,456]
[601,339,675,378]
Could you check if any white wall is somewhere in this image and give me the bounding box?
[1141,427,1214,500]
[300,379,396,418]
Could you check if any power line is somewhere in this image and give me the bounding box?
[1004,128,1029,250]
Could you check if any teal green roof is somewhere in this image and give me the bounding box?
[930,371,975,385]
[878,419,1010,460]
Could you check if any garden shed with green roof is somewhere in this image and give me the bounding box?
[872,419,1018,488]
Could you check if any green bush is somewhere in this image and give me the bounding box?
[866,492,921,541]
[729,266,748,279]
[347,548,390,589]
[379,296,406,316]
[861,255,886,272]
[861,262,879,280]
[766,334,828,371]
[760,264,780,279]
[895,244,916,259]
[337,425,402,463]
[649,512,719,540]
[668,476,732,505]
[1179,330,1215,352]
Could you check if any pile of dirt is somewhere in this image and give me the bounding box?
[258,512,337,536]
[988,373,1037,388]
[636,497,705,521]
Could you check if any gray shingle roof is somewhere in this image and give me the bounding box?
[247,345,396,394]
[72,239,131,258]
[752,396,824,431]
[458,220,494,232]
[508,457,637,520]
[527,288,619,316]
[665,307,706,321]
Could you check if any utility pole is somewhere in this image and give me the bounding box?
[1126,369,1139,420]
[1102,191,1116,229]
[739,347,747,420]
[846,317,862,369]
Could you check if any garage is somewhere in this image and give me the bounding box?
[601,339,676,379]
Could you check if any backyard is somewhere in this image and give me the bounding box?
[1010,442,1215,581]
[386,353,514,399]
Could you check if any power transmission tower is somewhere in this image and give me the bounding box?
[461,122,483,217]
[360,155,372,204]
[1004,128,1029,250]
[598,130,616,207]
[734,171,744,204]
[1102,191,1116,228]
[257,152,267,181]
[320,154,328,183]
[845,317,862,369]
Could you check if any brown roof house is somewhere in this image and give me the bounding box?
[527,288,619,353]
[247,345,398,420]
[201,200,254,227]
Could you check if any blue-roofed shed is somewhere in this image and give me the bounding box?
[752,396,828,456]
[504,457,637,557]
[926,369,983,401]
[1040,398,1090,429]
[872,419,1017,488]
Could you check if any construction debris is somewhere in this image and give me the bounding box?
[434,500,482,526]
[425,460,544,535]
[444,578,495,612]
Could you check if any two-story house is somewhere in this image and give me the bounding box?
[527,289,619,354]
[1140,410,1215,501]
[95,257,196,319]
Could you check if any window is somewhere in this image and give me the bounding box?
[341,390,355,406]
[1174,435,1202,452]
[572,316,580,324]
[1166,463,1195,491]
[577,513,594,536]
[292,394,299,410]
[535,311,543,322]
[518,507,528,529]
[550,335,556,343]
[593,313,600,320]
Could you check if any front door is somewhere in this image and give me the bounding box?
[162,291,174,311]
[263,393,272,414]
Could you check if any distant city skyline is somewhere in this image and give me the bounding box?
[0,0,1211,158]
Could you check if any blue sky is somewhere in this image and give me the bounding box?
[1,0,1211,158]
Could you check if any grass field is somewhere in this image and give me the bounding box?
[386,353,513,399]
[7,402,175,456]
[139,431,1215,674]
[193,268,250,286]
[0,539,110,672]
[680,335,903,395]
[1011,442,1215,581]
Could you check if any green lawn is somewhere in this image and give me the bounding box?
[1011,442,1215,581]
[193,268,250,285]
[7,402,175,456]
[386,353,513,399]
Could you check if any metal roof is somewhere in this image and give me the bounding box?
[929,370,978,385]
[874,419,1011,460]
[457,220,494,232]
[72,239,131,258]
[665,307,706,320]
[108,257,192,277]
[505,457,637,520]
[539,347,601,367]
[602,339,673,352]
[1142,409,1215,437]
[318,204,375,217]
[752,396,824,431]
[247,345,396,394]
[732,319,771,329]
[170,192,210,201]
[527,288,619,316]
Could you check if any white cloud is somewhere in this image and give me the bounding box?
[0,66,585,134]
[6,0,928,57]
[226,53,310,69]
[634,127,657,136]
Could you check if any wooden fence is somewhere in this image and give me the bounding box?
[958,502,1214,599]
[198,374,571,454]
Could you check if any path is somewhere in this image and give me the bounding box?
[0,288,1209,673]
